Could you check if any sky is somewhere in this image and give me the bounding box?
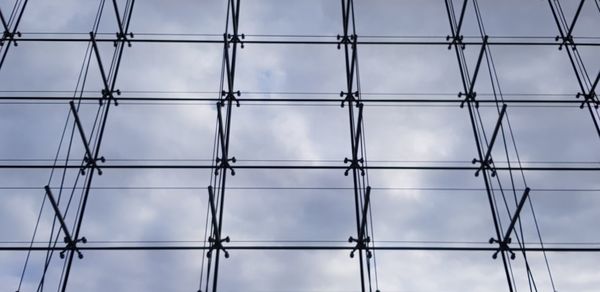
[1,0,600,291]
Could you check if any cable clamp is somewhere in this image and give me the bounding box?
[348,236,372,258]
[489,237,515,260]
[337,34,356,49]
[207,236,230,258]
[458,91,478,108]
[555,35,575,51]
[446,34,465,50]
[60,236,87,260]
[226,33,245,48]
[215,156,236,176]
[344,157,365,176]
[340,91,359,108]
[0,30,21,46]
[100,88,120,106]
[114,31,134,47]
[221,90,241,107]
[576,92,599,109]
[81,156,106,176]
[472,157,496,177]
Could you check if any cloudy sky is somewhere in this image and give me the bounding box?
[1,0,600,291]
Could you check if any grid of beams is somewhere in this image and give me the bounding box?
[1,0,600,291]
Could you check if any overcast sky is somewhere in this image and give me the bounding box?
[1,0,600,291]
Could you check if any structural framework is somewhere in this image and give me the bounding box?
[1,0,599,291]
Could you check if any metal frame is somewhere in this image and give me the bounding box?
[2,0,599,291]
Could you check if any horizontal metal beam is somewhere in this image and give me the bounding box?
[0,164,598,171]
[11,37,600,47]
[1,245,600,252]
[0,96,585,104]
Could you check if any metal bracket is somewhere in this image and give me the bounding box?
[69,101,106,176]
[206,186,231,259]
[221,90,241,107]
[349,236,372,258]
[446,34,465,50]
[472,104,507,177]
[226,33,245,48]
[556,0,585,51]
[458,91,478,108]
[90,32,120,106]
[0,30,20,47]
[207,236,230,258]
[337,33,356,50]
[111,0,135,47]
[489,237,515,260]
[0,9,21,47]
[215,103,236,176]
[44,186,86,259]
[445,0,468,50]
[344,157,365,176]
[340,91,359,108]
[472,157,495,177]
[489,187,531,260]
[576,71,600,109]
[215,157,236,176]
[458,36,488,108]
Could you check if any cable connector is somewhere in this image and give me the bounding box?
[226,33,245,48]
[114,31,134,47]
[458,91,479,108]
[337,34,356,49]
[489,237,515,260]
[1,30,21,46]
[555,35,575,51]
[60,236,87,260]
[344,157,365,176]
[100,88,120,106]
[340,91,359,108]
[576,92,599,109]
[348,236,372,258]
[81,156,106,176]
[215,156,236,176]
[207,236,230,258]
[446,34,465,50]
[221,90,241,107]
[472,157,496,177]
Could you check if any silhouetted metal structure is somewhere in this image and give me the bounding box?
[1,0,599,291]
